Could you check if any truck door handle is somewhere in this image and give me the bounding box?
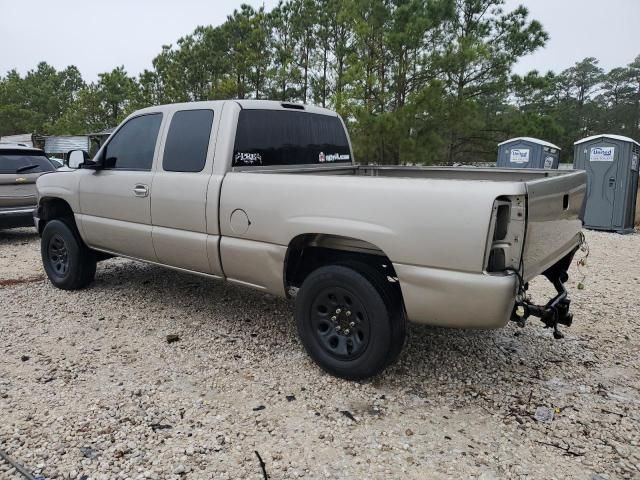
[608,177,616,188]
[133,184,149,197]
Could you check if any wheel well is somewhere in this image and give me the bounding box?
[37,197,76,234]
[285,234,400,292]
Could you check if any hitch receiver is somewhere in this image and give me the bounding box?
[511,248,577,339]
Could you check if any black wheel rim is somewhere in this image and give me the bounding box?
[310,286,370,360]
[48,233,69,276]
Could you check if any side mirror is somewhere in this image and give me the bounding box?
[67,150,89,169]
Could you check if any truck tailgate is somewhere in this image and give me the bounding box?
[522,170,586,281]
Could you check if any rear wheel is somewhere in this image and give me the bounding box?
[295,265,405,380]
[41,219,96,290]
[337,261,407,368]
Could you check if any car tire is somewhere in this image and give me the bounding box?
[337,261,407,368]
[41,219,96,290]
[295,264,406,380]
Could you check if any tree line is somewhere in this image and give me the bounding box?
[1,0,639,164]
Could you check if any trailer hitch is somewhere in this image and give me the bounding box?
[510,248,577,339]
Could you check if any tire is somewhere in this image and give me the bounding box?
[41,219,96,290]
[295,264,406,380]
[336,261,407,368]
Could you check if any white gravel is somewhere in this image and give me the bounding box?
[0,228,639,479]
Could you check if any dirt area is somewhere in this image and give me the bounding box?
[0,228,639,480]
[0,228,43,285]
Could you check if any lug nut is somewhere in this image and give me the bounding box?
[345,311,351,317]
[349,322,355,327]
[344,329,350,335]
[336,326,341,331]
[336,308,342,314]
[331,316,337,322]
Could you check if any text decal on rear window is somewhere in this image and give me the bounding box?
[319,152,350,163]
[234,152,263,165]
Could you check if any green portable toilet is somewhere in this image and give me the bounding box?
[573,134,640,233]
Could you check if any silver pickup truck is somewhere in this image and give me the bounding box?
[35,100,586,379]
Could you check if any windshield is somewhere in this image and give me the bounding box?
[0,150,55,174]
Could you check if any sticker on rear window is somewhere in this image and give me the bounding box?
[234,152,262,166]
[319,152,350,163]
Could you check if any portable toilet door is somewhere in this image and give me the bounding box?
[573,134,640,232]
[624,145,639,228]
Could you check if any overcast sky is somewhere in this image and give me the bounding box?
[1,0,639,82]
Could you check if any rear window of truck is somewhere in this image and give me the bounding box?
[233,110,351,167]
[0,150,55,174]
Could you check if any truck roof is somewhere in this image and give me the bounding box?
[134,100,338,117]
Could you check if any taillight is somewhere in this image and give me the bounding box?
[485,195,526,273]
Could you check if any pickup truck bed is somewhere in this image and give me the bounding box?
[226,164,585,280]
[221,164,585,331]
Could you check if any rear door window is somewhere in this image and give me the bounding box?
[0,150,55,174]
[233,110,351,167]
[163,109,214,172]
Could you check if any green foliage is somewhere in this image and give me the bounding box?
[0,62,85,135]
[1,1,639,166]
[50,66,138,135]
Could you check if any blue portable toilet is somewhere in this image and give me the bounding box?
[573,134,640,233]
[497,137,561,169]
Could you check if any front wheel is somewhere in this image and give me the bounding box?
[295,265,405,380]
[41,219,96,290]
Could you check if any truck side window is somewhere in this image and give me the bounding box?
[233,110,351,167]
[163,109,214,172]
[103,113,162,171]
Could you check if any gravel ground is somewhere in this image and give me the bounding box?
[0,227,639,480]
